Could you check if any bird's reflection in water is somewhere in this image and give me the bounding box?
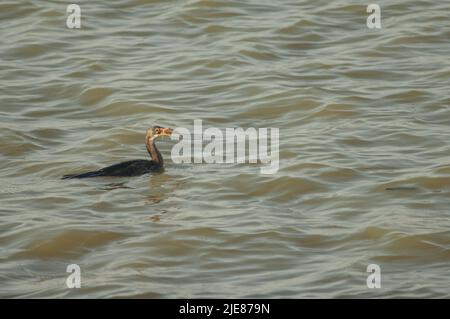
[93,173,186,221]
[144,174,174,204]
[100,182,133,191]
[144,173,186,222]
[148,210,167,222]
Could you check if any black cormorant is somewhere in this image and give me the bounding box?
[62,126,173,179]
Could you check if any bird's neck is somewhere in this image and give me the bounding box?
[146,136,163,166]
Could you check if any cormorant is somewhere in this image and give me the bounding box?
[62,126,173,179]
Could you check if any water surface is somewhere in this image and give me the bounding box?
[1,0,449,298]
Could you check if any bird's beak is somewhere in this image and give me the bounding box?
[161,127,173,136]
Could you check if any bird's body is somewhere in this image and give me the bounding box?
[62,160,162,179]
[62,126,173,179]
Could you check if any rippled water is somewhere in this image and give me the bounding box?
[1,0,449,298]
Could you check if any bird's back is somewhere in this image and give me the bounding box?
[62,160,162,179]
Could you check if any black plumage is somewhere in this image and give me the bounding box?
[62,126,172,179]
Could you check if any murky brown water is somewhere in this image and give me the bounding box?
[1,0,449,298]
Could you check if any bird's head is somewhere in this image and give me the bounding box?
[146,126,173,140]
